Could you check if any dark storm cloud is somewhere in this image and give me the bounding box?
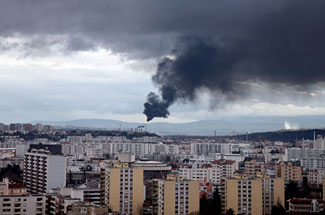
[0,0,325,121]
[64,36,96,52]
[143,0,325,121]
[0,0,283,56]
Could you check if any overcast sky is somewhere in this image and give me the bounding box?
[0,0,325,123]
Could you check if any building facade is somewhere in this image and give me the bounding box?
[221,174,284,215]
[23,149,66,194]
[100,163,144,215]
[152,175,200,215]
[275,161,303,182]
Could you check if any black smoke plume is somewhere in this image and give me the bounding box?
[144,1,325,121]
[143,38,241,121]
[143,92,170,121]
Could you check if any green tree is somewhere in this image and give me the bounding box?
[200,194,209,215]
[226,208,235,215]
[0,164,23,183]
[271,202,286,215]
[211,187,222,215]
[199,187,222,215]
[285,180,301,208]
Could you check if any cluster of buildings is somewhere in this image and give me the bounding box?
[1,127,325,214]
[0,123,53,133]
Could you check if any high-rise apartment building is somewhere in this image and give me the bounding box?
[0,123,5,132]
[221,174,284,215]
[23,124,33,132]
[9,123,22,131]
[275,161,303,182]
[100,163,144,215]
[259,174,285,215]
[244,159,265,176]
[23,149,66,194]
[152,175,200,215]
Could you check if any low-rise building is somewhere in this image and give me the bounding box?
[0,178,47,215]
[59,179,101,205]
[67,202,109,215]
[0,194,47,215]
[289,199,324,215]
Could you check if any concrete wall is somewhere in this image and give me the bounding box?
[48,155,67,192]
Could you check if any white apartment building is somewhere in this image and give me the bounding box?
[213,160,238,176]
[0,195,47,215]
[313,136,325,150]
[179,160,237,184]
[190,143,233,155]
[179,167,223,184]
[307,169,325,185]
[0,178,46,215]
[23,149,67,194]
[61,143,85,156]
[103,142,154,157]
[301,157,325,169]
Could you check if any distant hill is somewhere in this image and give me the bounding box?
[31,115,325,135]
[233,128,325,143]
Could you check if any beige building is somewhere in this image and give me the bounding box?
[100,162,144,215]
[259,174,285,215]
[275,161,303,182]
[221,174,284,215]
[244,160,265,177]
[152,175,200,215]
